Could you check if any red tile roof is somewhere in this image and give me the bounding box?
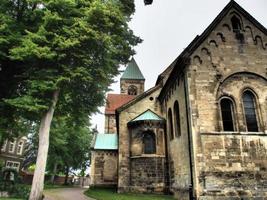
[105,94,135,114]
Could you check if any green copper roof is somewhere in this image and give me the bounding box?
[121,58,145,80]
[130,109,164,122]
[94,134,118,150]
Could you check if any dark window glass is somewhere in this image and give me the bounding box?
[168,108,174,140]
[174,101,181,137]
[221,99,234,131]
[243,91,258,132]
[128,85,137,95]
[143,132,156,154]
[231,16,241,31]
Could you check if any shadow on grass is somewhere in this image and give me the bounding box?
[84,187,174,200]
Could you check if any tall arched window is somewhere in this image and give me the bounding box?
[128,85,137,95]
[168,108,174,140]
[220,98,235,131]
[17,141,24,155]
[231,16,241,32]
[173,101,181,137]
[143,131,156,154]
[243,91,258,132]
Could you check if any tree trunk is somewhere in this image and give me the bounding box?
[64,165,69,185]
[29,90,59,200]
[50,162,57,184]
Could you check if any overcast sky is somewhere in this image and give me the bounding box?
[91,0,267,133]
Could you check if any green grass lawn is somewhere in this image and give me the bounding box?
[84,187,175,200]
[0,198,22,200]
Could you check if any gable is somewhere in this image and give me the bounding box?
[158,0,267,102]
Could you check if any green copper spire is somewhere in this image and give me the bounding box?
[121,58,145,80]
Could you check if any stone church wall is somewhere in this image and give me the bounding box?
[130,157,166,193]
[90,150,118,186]
[186,7,267,199]
[163,75,192,200]
[120,79,144,95]
[104,114,117,133]
[117,87,164,193]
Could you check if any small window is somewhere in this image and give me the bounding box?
[143,131,156,154]
[174,101,181,137]
[128,85,137,95]
[6,161,20,171]
[243,91,258,132]
[168,108,174,140]
[220,98,235,131]
[8,140,16,153]
[1,140,7,152]
[231,16,241,32]
[17,141,24,155]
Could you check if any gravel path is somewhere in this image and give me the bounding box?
[44,187,95,200]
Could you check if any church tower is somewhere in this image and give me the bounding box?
[120,58,145,95]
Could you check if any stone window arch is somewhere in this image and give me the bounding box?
[173,101,181,137]
[128,85,137,95]
[143,131,156,154]
[220,97,235,131]
[168,108,174,140]
[242,90,259,132]
[231,15,242,32]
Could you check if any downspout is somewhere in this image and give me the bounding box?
[108,115,110,133]
[115,110,120,191]
[184,70,195,200]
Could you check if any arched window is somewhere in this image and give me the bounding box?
[173,101,181,137]
[243,91,258,132]
[220,98,235,131]
[231,16,241,32]
[17,141,24,155]
[168,108,174,140]
[8,140,16,153]
[143,131,156,154]
[128,85,137,95]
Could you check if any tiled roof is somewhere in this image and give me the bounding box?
[94,133,118,150]
[130,109,164,122]
[121,58,145,80]
[105,94,135,114]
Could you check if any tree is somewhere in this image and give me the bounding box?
[1,0,140,199]
[46,116,92,185]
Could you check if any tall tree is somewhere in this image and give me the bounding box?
[1,0,140,199]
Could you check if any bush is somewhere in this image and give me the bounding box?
[0,168,30,199]
[9,184,30,200]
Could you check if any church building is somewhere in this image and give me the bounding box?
[91,1,267,199]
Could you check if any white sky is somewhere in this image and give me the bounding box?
[91,0,267,133]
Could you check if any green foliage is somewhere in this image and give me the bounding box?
[0,0,141,143]
[0,0,140,196]
[5,184,30,200]
[0,159,4,172]
[0,168,30,199]
[3,0,141,117]
[25,115,93,176]
[47,116,93,175]
[84,187,175,200]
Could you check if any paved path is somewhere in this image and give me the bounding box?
[44,187,95,200]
